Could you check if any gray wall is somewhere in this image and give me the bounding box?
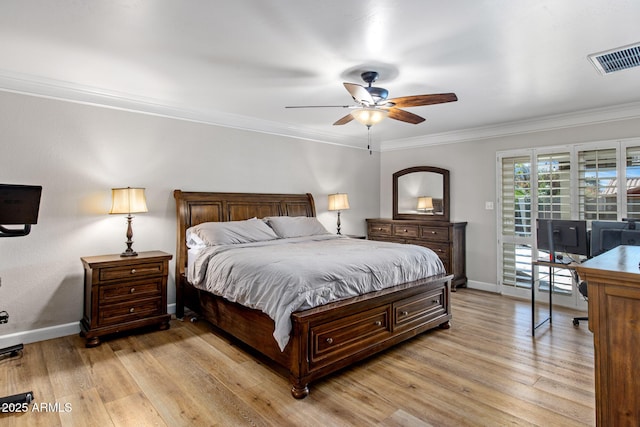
[0,90,380,346]
[380,117,640,290]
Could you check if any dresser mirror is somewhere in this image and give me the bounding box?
[393,166,450,221]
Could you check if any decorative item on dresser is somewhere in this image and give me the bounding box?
[367,166,467,290]
[80,251,172,347]
[367,218,467,289]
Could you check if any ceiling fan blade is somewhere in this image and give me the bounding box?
[343,83,374,105]
[387,108,426,124]
[388,93,458,108]
[333,114,354,125]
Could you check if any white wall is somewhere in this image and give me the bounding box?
[0,90,380,346]
[380,118,640,291]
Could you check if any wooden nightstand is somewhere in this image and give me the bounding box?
[80,251,172,347]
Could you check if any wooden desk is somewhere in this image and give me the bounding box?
[530,259,578,336]
[575,245,640,426]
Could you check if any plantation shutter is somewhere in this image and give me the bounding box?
[578,148,618,220]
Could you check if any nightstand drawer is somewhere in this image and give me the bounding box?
[98,297,162,327]
[99,261,165,281]
[99,278,163,304]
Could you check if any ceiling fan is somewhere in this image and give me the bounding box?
[285,71,458,127]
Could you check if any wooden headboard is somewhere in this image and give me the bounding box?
[173,190,316,279]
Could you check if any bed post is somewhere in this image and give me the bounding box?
[173,190,186,319]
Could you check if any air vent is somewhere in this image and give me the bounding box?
[588,42,640,75]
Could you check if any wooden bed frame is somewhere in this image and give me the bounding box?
[174,190,452,398]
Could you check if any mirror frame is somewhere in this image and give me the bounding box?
[393,166,450,222]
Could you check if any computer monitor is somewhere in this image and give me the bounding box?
[0,184,42,224]
[536,219,589,257]
[591,220,640,256]
[0,184,42,237]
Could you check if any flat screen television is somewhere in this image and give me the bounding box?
[0,184,42,224]
[536,219,589,258]
[0,184,42,237]
[591,220,640,256]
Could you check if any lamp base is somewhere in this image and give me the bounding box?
[120,250,138,257]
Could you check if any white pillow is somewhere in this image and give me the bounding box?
[186,218,279,246]
[265,216,330,238]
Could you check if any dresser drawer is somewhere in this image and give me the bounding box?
[99,261,165,282]
[368,222,392,236]
[99,278,163,304]
[420,225,450,242]
[310,305,392,370]
[393,288,447,332]
[98,297,163,327]
[392,224,420,238]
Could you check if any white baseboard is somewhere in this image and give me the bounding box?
[465,279,500,294]
[0,304,177,348]
[0,322,80,348]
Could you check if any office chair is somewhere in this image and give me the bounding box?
[573,280,588,326]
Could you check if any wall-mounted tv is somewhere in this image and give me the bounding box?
[0,184,42,224]
[0,184,42,237]
[536,219,589,258]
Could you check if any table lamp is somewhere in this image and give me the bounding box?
[417,196,434,212]
[328,193,350,235]
[109,187,147,257]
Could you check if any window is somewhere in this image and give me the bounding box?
[578,148,618,221]
[498,139,640,306]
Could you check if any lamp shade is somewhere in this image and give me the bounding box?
[350,107,388,127]
[109,187,148,215]
[328,193,350,211]
[417,196,434,211]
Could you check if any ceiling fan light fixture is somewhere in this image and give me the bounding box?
[350,107,388,127]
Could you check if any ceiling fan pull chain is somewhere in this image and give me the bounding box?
[367,125,372,155]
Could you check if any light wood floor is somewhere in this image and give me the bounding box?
[1,289,595,426]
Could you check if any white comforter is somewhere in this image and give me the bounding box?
[188,235,445,350]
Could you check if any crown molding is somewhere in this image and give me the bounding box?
[0,69,368,150]
[1,69,639,153]
[381,101,640,151]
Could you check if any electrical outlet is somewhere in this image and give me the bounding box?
[485,201,494,210]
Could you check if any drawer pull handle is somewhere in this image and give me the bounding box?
[129,308,135,313]
[431,231,437,234]
[326,337,333,344]
[130,288,135,293]
[401,311,409,316]
[438,249,443,252]
[403,229,407,232]
[131,269,136,274]
[374,320,382,326]
[432,299,439,304]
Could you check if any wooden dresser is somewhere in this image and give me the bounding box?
[80,250,172,347]
[366,218,467,289]
[575,245,640,426]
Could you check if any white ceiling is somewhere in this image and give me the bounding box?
[1,1,640,151]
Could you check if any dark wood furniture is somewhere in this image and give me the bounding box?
[393,166,450,222]
[80,251,172,347]
[174,190,452,399]
[366,218,467,289]
[575,245,640,426]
